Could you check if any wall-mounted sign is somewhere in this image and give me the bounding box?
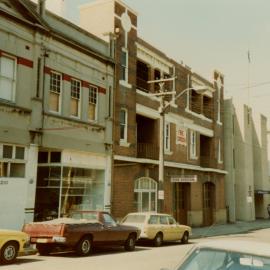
[158,190,164,200]
[176,127,187,146]
[171,175,197,183]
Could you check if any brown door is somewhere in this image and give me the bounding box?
[203,182,215,226]
[174,183,190,225]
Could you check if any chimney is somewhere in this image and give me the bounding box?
[37,0,46,17]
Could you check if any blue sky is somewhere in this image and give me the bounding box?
[64,0,270,119]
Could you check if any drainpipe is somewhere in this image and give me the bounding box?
[37,0,46,18]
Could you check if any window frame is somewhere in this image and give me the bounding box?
[49,71,62,113]
[218,139,223,164]
[0,53,17,102]
[88,85,98,122]
[189,130,197,159]
[70,78,81,118]
[120,47,128,82]
[120,108,128,142]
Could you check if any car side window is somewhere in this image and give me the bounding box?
[148,215,159,224]
[160,216,168,225]
[103,213,117,226]
[168,216,176,225]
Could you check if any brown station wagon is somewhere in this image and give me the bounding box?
[22,211,140,256]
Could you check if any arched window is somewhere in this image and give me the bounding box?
[134,177,157,212]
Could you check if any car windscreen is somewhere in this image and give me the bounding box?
[70,212,98,221]
[178,248,270,270]
[122,215,146,223]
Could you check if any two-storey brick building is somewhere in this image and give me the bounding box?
[80,0,226,227]
[0,0,114,229]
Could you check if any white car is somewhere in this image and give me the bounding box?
[121,212,191,247]
[165,239,270,270]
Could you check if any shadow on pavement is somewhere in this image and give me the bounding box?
[12,257,44,265]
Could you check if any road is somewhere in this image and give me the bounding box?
[4,228,270,270]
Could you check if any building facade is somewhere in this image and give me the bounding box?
[80,0,227,226]
[224,99,270,222]
[0,0,114,230]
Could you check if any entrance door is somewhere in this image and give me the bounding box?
[203,182,215,226]
[174,183,190,225]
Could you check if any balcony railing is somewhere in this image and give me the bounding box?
[137,143,159,160]
[200,155,212,168]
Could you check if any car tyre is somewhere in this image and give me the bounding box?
[76,236,92,256]
[0,241,18,264]
[153,233,163,247]
[124,234,136,251]
[36,244,53,256]
[181,231,189,244]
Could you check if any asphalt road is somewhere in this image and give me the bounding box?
[3,228,270,270]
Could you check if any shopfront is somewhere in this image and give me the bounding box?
[34,149,110,221]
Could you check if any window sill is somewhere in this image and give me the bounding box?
[190,155,198,160]
[120,80,132,89]
[218,160,223,164]
[120,140,130,147]
[165,150,173,155]
[217,121,223,126]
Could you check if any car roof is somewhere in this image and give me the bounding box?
[126,212,170,216]
[195,240,270,257]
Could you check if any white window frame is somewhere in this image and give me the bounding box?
[49,71,62,113]
[88,85,98,122]
[70,78,81,118]
[120,108,128,142]
[164,122,170,152]
[134,177,157,212]
[0,54,17,102]
[217,88,221,123]
[218,139,223,164]
[120,48,129,83]
[189,130,197,159]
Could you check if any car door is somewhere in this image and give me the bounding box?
[168,215,179,240]
[147,215,160,239]
[159,215,170,241]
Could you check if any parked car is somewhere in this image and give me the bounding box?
[22,211,140,256]
[162,240,270,270]
[0,229,30,264]
[121,212,191,247]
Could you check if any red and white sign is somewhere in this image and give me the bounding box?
[176,127,187,146]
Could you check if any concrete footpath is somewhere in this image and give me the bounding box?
[191,219,270,239]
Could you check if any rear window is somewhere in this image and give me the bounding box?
[123,214,146,223]
[70,212,98,221]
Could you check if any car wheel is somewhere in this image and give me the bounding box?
[36,244,53,256]
[124,234,136,251]
[0,241,18,264]
[153,233,163,247]
[181,231,189,244]
[76,236,92,256]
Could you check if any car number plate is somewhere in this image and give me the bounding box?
[36,238,50,243]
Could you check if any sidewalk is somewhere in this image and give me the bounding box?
[191,219,270,239]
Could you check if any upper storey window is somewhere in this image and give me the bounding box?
[49,71,62,113]
[70,78,81,118]
[0,54,16,102]
[120,48,128,82]
[88,85,98,121]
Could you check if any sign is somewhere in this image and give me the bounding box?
[176,127,187,146]
[247,196,253,203]
[158,190,164,200]
[171,175,197,183]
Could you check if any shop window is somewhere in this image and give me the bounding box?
[70,78,81,117]
[10,163,25,177]
[38,151,48,163]
[134,177,157,212]
[0,162,8,177]
[49,71,62,113]
[88,85,98,121]
[0,54,16,102]
[38,151,61,163]
[120,108,127,141]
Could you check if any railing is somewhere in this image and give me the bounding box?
[200,155,212,168]
[137,143,159,160]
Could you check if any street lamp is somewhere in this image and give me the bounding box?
[147,78,208,212]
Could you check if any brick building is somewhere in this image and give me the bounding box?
[80,0,227,227]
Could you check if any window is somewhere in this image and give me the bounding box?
[88,85,98,121]
[217,89,221,123]
[103,213,117,227]
[120,108,127,141]
[168,216,176,225]
[70,79,81,117]
[38,151,61,163]
[148,215,159,224]
[134,177,157,212]
[218,140,223,164]
[0,55,16,102]
[190,130,197,159]
[164,122,170,151]
[120,48,128,81]
[160,216,168,225]
[1,145,25,178]
[49,71,62,112]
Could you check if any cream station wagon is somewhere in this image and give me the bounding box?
[121,213,191,247]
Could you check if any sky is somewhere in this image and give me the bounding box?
[54,0,270,122]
